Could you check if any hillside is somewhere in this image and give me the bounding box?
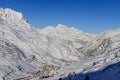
[0,8,120,80]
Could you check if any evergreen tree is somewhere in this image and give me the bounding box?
[59,78,62,80]
[68,72,72,77]
[85,75,90,80]
[73,71,76,76]
[68,72,72,80]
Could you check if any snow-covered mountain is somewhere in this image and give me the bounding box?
[0,8,120,80]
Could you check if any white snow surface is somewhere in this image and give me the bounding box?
[0,8,120,80]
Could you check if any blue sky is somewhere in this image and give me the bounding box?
[0,0,120,33]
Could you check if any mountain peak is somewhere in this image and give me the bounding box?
[0,8,24,21]
[0,8,3,12]
[56,24,69,29]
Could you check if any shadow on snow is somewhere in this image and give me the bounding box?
[60,61,120,80]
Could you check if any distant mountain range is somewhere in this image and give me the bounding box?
[0,8,120,80]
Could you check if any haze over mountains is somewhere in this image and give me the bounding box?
[0,8,120,80]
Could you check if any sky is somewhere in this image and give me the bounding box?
[0,0,120,33]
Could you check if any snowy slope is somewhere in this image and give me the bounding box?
[0,8,120,80]
[0,8,89,79]
[40,24,96,50]
[0,8,85,62]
